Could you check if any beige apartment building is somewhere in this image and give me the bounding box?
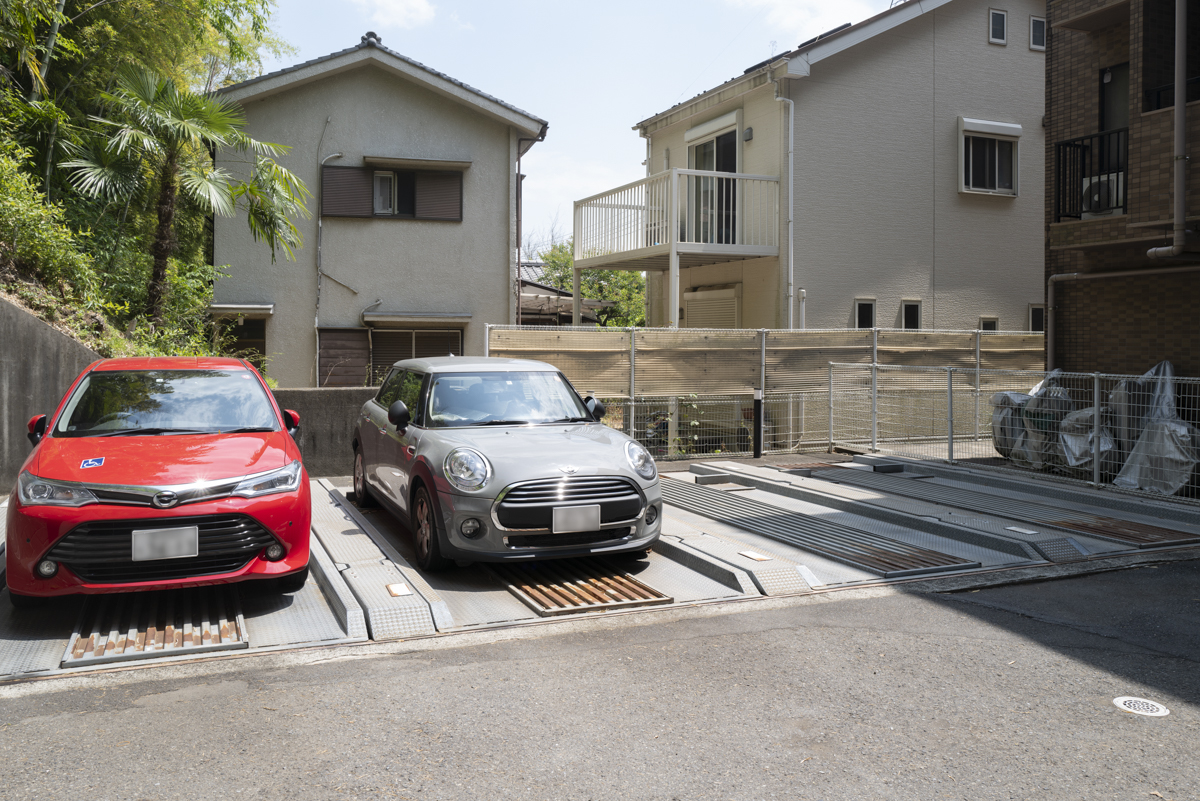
[573,0,1047,332]
[212,32,546,387]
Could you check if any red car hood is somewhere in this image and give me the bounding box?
[31,433,289,486]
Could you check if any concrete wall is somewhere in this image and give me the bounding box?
[1,298,99,488]
[641,0,1046,332]
[214,57,525,387]
[273,387,376,478]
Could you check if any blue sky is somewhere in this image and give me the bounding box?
[266,0,892,256]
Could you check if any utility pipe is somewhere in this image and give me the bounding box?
[314,141,343,385]
[1047,265,1200,368]
[774,78,795,329]
[1149,0,1189,259]
[515,123,549,327]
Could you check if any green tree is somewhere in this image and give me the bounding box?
[538,240,646,327]
[62,64,309,321]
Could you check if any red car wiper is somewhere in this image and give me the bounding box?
[97,428,208,437]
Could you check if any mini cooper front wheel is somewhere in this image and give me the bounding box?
[412,485,452,572]
[353,448,378,508]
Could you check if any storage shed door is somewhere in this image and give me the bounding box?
[318,328,369,387]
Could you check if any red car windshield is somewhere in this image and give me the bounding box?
[53,369,279,437]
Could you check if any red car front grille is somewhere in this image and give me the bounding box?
[45,514,276,583]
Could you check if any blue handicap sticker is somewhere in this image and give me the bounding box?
[80,457,105,469]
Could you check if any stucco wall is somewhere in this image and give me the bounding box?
[641,0,1046,332]
[1,298,99,488]
[214,62,522,387]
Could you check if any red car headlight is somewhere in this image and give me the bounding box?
[16,471,99,507]
[231,460,303,498]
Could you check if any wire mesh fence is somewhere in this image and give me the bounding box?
[829,363,1200,500]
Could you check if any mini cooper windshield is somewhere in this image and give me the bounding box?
[54,370,279,437]
[427,371,590,428]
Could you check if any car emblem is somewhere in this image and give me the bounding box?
[559,465,577,474]
[151,491,179,509]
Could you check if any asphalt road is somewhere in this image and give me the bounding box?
[2,560,1198,801]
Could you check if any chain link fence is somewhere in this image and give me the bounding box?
[829,363,1200,500]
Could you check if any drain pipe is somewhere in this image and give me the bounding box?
[314,147,343,385]
[1047,265,1200,368]
[1148,0,1189,260]
[774,76,795,329]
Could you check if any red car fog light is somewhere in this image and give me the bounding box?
[264,543,285,561]
[36,560,59,579]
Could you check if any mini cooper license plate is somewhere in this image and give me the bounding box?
[132,526,199,561]
[552,505,601,534]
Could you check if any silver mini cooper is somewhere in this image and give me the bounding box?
[351,357,662,570]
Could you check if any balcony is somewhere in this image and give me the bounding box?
[1054,128,1128,222]
[573,169,779,271]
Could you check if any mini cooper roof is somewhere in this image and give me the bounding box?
[390,356,559,374]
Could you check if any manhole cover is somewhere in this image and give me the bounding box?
[1112,696,1170,717]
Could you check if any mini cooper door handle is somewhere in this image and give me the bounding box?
[404,445,416,457]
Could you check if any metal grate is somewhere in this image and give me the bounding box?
[661,477,979,578]
[1112,696,1170,717]
[47,514,277,583]
[62,586,247,667]
[811,469,1199,548]
[495,477,642,529]
[486,558,673,616]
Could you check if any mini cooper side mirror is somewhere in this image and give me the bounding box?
[27,414,47,447]
[585,396,606,420]
[283,409,301,435]
[388,400,411,430]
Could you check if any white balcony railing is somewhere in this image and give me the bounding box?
[573,169,779,265]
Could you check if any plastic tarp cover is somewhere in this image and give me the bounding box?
[1017,371,1074,470]
[1059,406,1115,472]
[1112,362,1198,495]
[991,392,1031,459]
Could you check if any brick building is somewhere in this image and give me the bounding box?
[1046,0,1200,376]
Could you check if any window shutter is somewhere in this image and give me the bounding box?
[322,166,373,217]
[370,331,414,384]
[414,330,462,358]
[318,328,370,387]
[415,171,462,221]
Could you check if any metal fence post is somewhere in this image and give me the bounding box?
[947,367,955,464]
[974,329,981,441]
[870,361,878,453]
[1092,372,1102,487]
[827,363,834,453]
[872,327,878,365]
[629,328,636,437]
[758,329,767,454]
[484,324,491,358]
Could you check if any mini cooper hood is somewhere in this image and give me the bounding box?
[434,424,645,479]
[32,432,289,486]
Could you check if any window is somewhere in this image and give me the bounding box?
[856,300,875,329]
[1030,16,1046,50]
[964,135,1015,193]
[989,9,1007,44]
[979,317,999,332]
[902,302,921,330]
[323,166,459,221]
[229,317,266,371]
[1029,305,1045,332]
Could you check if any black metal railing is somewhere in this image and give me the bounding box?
[1054,128,1128,222]
[1144,75,1200,111]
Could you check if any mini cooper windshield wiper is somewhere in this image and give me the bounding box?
[547,416,591,423]
[98,427,209,437]
[468,419,530,426]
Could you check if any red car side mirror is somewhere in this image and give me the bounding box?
[27,414,47,447]
[283,409,301,435]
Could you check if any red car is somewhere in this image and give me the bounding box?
[5,357,311,609]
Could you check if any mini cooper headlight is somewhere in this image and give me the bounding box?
[16,471,99,507]
[232,460,303,498]
[625,440,657,481]
[444,448,491,492]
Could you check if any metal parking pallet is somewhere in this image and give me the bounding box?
[660,477,980,578]
[486,558,674,617]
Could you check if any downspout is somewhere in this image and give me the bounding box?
[773,76,795,328]
[515,122,549,327]
[1148,0,1189,260]
[314,123,342,385]
[1047,265,1200,368]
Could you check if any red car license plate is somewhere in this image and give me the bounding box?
[132,526,199,561]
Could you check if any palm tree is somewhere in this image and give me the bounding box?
[63,65,309,321]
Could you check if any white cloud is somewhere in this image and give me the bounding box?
[726,0,890,49]
[350,0,436,30]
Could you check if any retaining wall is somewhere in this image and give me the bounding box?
[273,387,375,478]
[1,298,101,488]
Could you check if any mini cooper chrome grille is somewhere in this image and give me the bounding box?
[494,477,643,530]
[47,515,277,583]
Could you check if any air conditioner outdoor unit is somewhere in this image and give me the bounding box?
[1081,172,1124,219]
